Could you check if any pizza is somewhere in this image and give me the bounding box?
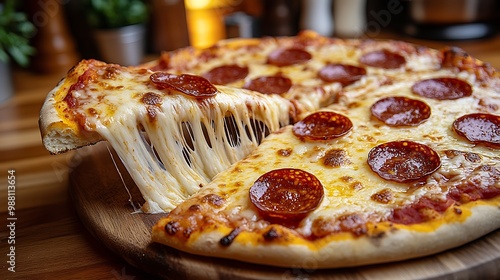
[39,59,296,211]
[39,31,500,268]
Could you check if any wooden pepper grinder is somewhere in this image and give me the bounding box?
[24,0,79,74]
[261,0,300,36]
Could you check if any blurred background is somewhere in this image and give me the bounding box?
[2,0,499,74]
[1,0,500,104]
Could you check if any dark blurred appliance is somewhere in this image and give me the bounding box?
[405,0,498,40]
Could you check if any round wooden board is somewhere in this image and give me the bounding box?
[69,142,500,280]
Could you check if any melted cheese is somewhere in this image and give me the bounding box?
[162,37,443,115]
[181,67,499,237]
[69,66,291,212]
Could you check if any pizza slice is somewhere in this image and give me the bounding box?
[39,59,295,212]
[151,66,500,268]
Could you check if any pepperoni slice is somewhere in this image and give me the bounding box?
[292,111,353,141]
[370,96,431,126]
[202,65,249,85]
[249,168,324,224]
[411,77,472,100]
[243,75,292,95]
[453,113,500,148]
[367,141,441,182]
[359,50,406,69]
[267,48,312,67]
[318,64,367,86]
[150,72,217,99]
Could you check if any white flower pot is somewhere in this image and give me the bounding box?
[94,24,146,66]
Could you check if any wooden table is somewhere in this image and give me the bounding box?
[1,34,500,279]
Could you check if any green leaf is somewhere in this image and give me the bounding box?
[85,0,148,29]
[0,0,37,66]
[0,48,9,63]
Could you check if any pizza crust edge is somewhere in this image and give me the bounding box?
[151,200,500,268]
[39,61,104,155]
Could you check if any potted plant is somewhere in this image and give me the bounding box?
[0,0,36,102]
[85,0,148,66]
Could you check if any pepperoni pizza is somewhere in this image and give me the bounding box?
[40,31,499,268]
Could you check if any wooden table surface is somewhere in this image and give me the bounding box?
[1,34,500,280]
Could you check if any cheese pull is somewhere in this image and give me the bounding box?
[39,60,293,212]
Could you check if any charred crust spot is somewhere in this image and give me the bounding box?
[371,189,393,204]
[164,221,180,235]
[263,227,280,241]
[141,92,163,105]
[277,148,293,157]
[183,228,193,238]
[219,228,241,246]
[202,194,225,207]
[369,230,387,243]
[322,149,351,168]
[188,204,202,212]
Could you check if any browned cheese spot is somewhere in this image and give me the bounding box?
[322,149,351,167]
[277,148,293,157]
[202,194,225,207]
[371,188,394,204]
[141,92,163,106]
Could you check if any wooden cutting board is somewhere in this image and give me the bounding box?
[69,142,500,280]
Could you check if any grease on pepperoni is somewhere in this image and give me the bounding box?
[267,48,312,67]
[249,168,324,225]
[359,50,406,69]
[370,96,431,126]
[452,113,500,148]
[412,77,472,100]
[202,65,249,85]
[367,141,441,182]
[293,111,353,141]
[318,64,367,86]
[150,72,218,99]
[243,75,292,95]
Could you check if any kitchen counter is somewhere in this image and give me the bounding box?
[1,34,499,279]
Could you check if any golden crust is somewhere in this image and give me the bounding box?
[152,197,500,268]
[39,60,105,154]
